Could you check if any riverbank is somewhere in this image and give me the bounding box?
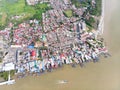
[97,0,104,35]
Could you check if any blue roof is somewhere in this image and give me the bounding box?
[28,45,34,49]
[28,43,34,49]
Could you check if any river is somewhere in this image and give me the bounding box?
[0,0,120,90]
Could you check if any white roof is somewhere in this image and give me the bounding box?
[11,45,22,48]
[3,62,15,71]
[0,65,2,69]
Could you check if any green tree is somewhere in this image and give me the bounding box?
[85,17,95,27]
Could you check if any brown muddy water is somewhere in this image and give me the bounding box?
[0,0,120,90]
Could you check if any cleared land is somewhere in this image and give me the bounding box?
[0,0,50,29]
[63,10,73,18]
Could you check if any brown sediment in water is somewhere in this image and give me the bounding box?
[0,0,120,90]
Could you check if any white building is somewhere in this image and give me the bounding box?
[26,0,39,5]
[63,0,71,5]
[3,62,15,71]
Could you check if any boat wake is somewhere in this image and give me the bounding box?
[56,80,68,84]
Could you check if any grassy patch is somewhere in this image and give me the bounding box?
[89,0,102,16]
[0,0,51,29]
[0,0,34,29]
[85,17,95,28]
[71,0,81,8]
[0,13,7,26]
[0,70,15,81]
[63,9,73,18]
[32,3,52,20]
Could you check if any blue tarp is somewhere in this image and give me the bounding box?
[28,45,34,49]
[28,43,34,49]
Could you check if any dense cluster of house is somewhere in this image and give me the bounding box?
[13,20,42,46]
[0,0,109,79]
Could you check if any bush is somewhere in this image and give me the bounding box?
[39,46,48,50]
[0,59,2,63]
[0,70,15,81]
[85,17,95,27]
[71,0,81,8]
[89,0,102,16]
[33,3,52,20]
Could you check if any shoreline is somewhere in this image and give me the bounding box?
[97,0,104,35]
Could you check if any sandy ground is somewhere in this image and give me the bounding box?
[0,0,120,90]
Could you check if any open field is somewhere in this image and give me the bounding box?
[0,0,50,29]
[0,0,35,29]
[63,10,73,18]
